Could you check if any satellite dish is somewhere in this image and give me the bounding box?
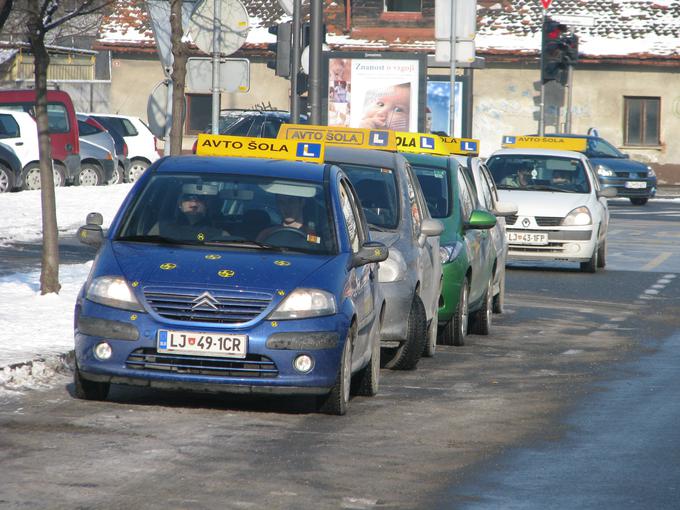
[188,0,250,56]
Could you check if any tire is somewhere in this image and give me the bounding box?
[470,277,493,336]
[20,163,65,190]
[383,294,427,370]
[597,239,606,269]
[352,320,380,397]
[0,163,14,192]
[126,159,149,183]
[107,163,124,185]
[318,326,353,415]
[580,246,598,273]
[492,272,505,314]
[422,317,438,358]
[77,163,103,186]
[630,197,648,206]
[74,363,110,401]
[438,276,469,346]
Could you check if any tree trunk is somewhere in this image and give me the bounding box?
[169,0,187,156]
[28,15,61,295]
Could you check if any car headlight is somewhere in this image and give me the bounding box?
[562,206,592,226]
[268,288,337,320]
[647,166,656,177]
[595,164,614,177]
[440,242,464,264]
[86,276,144,311]
[378,248,406,283]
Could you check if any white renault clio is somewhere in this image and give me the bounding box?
[486,136,616,273]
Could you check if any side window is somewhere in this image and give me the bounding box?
[247,116,265,137]
[478,170,494,211]
[0,114,20,138]
[405,166,423,238]
[47,103,69,133]
[339,179,362,253]
[120,118,138,136]
[480,165,500,205]
[262,118,280,138]
[457,167,474,220]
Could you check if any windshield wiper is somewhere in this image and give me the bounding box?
[117,234,200,245]
[203,239,286,251]
[525,185,569,192]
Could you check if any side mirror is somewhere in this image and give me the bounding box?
[598,187,618,199]
[77,212,104,248]
[493,201,518,217]
[421,218,444,237]
[465,209,497,230]
[352,241,389,267]
[623,154,630,159]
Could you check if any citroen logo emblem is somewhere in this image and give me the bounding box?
[192,291,219,310]
[522,218,531,228]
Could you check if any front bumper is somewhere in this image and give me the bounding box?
[599,175,657,199]
[74,300,350,396]
[505,226,597,263]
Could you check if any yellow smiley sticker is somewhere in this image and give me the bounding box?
[131,281,139,287]
[160,263,176,270]
[373,248,382,257]
[274,260,291,267]
[218,269,235,278]
[130,314,137,321]
[197,232,205,241]
[271,321,278,328]
[277,290,285,296]
[205,254,221,260]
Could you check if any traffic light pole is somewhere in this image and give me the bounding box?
[538,11,546,136]
[309,0,323,124]
[564,65,573,133]
[211,0,221,135]
[448,0,457,137]
[290,0,301,123]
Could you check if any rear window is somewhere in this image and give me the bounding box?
[78,120,102,136]
[0,101,69,133]
[95,116,138,137]
[0,114,20,138]
[412,165,451,218]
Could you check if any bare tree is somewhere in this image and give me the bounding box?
[169,0,189,155]
[16,0,113,294]
[0,0,13,29]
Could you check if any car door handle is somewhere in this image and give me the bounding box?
[15,142,23,146]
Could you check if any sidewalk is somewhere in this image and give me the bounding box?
[657,185,680,198]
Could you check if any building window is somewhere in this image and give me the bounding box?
[624,97,660,146]
[186,94,215,135]
[384,0,421,12]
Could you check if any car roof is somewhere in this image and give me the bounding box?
[324,146,400,168]
[490,148,588,160]
[156,155,329,183]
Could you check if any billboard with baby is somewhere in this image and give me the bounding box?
[322,52,428,133]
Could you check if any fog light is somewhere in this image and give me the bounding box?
[565,243,581,254]
[94,342,112,360]
[293,354,314,374]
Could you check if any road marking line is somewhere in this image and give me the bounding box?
[644,289,660,295]
[664,274,677,279]
[642,252,672,271]
[652,284,666,289]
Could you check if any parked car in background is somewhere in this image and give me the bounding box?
[0,109,65,190]
[407,152,498,346]
[0,141,21,192]
[77,113,124,185]
[78,138,114,186]
[89,113,158,183]
[326,146,443,369]
[217,110,307,138]
[557,132,657,205]
[0,89,80,184]
[454,155,517,313]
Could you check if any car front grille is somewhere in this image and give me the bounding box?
[535,216,563,227]
[126,348,279,378]
[144,286,272,324]
[614,171,648,179]
[506,215,518,225]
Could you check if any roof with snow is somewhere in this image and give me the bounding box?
[96,0,680,61]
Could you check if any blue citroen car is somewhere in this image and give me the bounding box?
[73,155,387,415]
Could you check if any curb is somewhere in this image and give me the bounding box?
[0,351,74,390]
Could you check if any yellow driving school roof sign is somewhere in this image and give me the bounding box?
[277,124,397,151]
[196,133,325,163]
[501,135,587,152]
[395,132,449,156]
[439,136,480,155]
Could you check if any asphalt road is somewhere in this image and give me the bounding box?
[0,198,679,509]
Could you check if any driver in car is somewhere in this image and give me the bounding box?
[257,194,317,244]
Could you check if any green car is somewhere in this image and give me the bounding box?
[404,152,497,346]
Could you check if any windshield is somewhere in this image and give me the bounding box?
[334,163,400,229]
[584,138,625,158]
[117,173,336,255]
[412,165,450,218]
[487,155,591,194]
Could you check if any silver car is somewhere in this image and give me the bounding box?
[454,155,517,313]
[326,147,443,370]
[78,138,115,186]
[77,114,121,185]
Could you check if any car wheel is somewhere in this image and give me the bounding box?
[597,239,607,269]
[352,320,380,397]
[77,163,103,186]
[580,245,598,273]
[0,163,14,192]
[126,159,149,183]
[422,317,438,358]
[470,277,493,335]
[107,163,124,185]
[492,271,505,314]
[318,325,353,415]
[383,294,427,370]
[74,362,110,401]
[20,163,64,190]
[439,276,469,346]
[630,198,648,206]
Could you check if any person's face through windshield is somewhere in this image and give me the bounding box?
[517,167,532,185]
[277,194,305,228]
[180,194,207,222]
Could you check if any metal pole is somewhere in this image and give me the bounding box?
[290,0,301,123]
[538,10,546,136]
[564,65,573,133]
[309,0,323,124]
[211,0,221,135]
[163,76,172,155]
[448,0,457,136]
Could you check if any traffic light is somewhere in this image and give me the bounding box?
[563,33,579,65]
[541,17,567,83]
[267,22,291,78]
